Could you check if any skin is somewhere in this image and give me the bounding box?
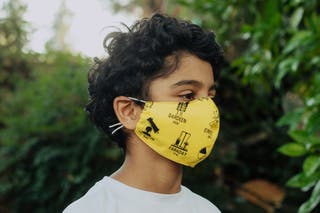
[111,52,216,194]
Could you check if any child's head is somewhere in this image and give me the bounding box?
[86,13,224,149]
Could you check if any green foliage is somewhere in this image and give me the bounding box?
[278,142,307,157]
[0,0,31,89]
[0,51,122,212]
[0,3,123,211]
[275,11,320,209]
[233,0,319,211]
[299,181,320,213]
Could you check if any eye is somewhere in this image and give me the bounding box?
[178,91,195,101]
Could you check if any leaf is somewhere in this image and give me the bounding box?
[277,108,304,130]
[278,143,307,157]
[303,155,320,176]
[306,94,320,107]
[298,180,320,213]
[290,7,304,29]
[283,31,312,54]
[310,56,320,66]
[289,130,310,144]
[287,172,319,188]
[289,130,320,146]
[306,112,320,134]
[275,58,299,88]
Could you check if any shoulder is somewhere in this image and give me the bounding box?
[63,177,111,213]
[182,186,221,213]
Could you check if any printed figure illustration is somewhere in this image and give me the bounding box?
[175,102,189,116]
[175,131,190,150]
[142,117,159,136]
[169,131,191,156]
[198,147,207,160]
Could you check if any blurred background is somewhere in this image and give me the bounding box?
[0,0,319,212]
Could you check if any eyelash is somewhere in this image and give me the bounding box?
[179,92,195,101]
[178,89,217,101]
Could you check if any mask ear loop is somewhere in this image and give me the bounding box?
[109,97,145,135]
[109,123,123,135]
[128,97,146,104]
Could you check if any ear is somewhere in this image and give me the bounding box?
[113,96,142,130]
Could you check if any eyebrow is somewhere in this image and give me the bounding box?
[171,80,216,90]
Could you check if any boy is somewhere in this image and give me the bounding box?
[64,13,223,213]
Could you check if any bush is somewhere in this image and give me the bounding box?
[0,51,122,212]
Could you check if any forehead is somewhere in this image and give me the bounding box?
[166,54,214,82]
[153,53,214,86]
[148,53,214,98]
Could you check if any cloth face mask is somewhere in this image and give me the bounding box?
[110,96,220,167]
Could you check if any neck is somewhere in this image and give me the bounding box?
[111,136,183,194]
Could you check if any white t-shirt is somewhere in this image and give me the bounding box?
[63,176,220,213]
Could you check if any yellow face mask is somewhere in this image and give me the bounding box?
[129,96,220,167]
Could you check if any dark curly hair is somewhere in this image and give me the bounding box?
[86,13,224,149]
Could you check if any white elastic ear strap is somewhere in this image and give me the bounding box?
[108,97,144,135]
[128,97,146,104]
[109,122,123,135]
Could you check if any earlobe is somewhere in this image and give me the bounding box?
[113,96,141,130]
